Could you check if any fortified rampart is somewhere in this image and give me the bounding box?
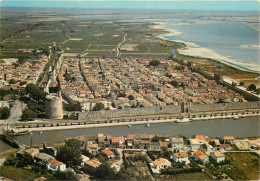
[78,101,260,120]
[45,92,63,119]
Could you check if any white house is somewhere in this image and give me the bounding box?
[46,159,66,172]
[171,138,184,151]
[219,144,230,151]
[101,148,115,159]
[150,158,171,174]
[81,155,90,166]
[189,139,201,151]
[194,135,205,144]
[204,142,214,152]
[210,151,225,163]
[193,151,209,163]
[223,136,235,144]
[150,142,161,151]
[172,152,189,163]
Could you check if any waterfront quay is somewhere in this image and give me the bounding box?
[11,108,260,133]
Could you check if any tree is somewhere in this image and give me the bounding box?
[56,139,82,167]
[170,80,179,88]
[54,170,76,180]
[149,60,160,66]
[25,84,47,102]
[151,135,160,142]
[19,81,27,86]
[92,102,105,111]
[117,92,126,98]
[17,152,33,167]
[21,109,37,121]
[239,81,244,86]
[0,107,10,119]
[9,79,16,84]
[248,84,257,91]
[95,162,116,180]
[28,102,44,112]
[128,95,134,100]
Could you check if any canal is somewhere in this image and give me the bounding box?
[0,116,259,153]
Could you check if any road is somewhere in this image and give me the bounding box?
[111,148,123,172]
[0,101,26,134]
[116,33,127,57]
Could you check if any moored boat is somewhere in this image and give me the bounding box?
[176,118,192,123]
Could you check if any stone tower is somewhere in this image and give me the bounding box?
[45,92,63,119]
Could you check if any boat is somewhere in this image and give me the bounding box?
[232,116,239,120]
[128,124,131,128]
[176,118,192,123]
[145,123,150,127]
[38,130,43,135]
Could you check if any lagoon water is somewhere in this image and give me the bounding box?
[165,21,260,72]
[0,116,258,153]
[0,116,259,153]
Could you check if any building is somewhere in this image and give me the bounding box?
[193,151,209,163]
[34,177,47,181]
[219,144,230,151]
[81,155,90,166]
[150,142,161,151]
[160,142,168,150]
[45,93,63,119]
[210,151,225,163]
[43,142,57,156]
[84,158,102,168]
[34,153,54,165]
[194,135,205,144]
[86,144,98,155]
[171,138,184,151]
[150,158,171,174]
[101,149,115,159]
[172,152,189,163]
[223,136,235,144]
[189,139,201,151]
[46,159,66,172]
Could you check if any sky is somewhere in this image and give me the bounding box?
[0,0,259,11]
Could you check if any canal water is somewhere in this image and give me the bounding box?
[0,116,259,153]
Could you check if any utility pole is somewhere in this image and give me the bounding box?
[30,132,33,147]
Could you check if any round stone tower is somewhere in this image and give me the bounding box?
[45,92,63,119]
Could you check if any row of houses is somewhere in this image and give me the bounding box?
[65,133,235,154]
[57,57,245,112]
[0,55,48,89]
[150,150,225,174]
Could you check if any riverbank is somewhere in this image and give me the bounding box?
[151,22,260,74]
[11,113,260,133]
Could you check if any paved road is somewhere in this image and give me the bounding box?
[116,33,127,57]
[0,101,26,134]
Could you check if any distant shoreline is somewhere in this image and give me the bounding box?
[151,22,260,74]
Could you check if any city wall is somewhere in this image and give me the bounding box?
[78,101,260,120]
[79,105,181,120]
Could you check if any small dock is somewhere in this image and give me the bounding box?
[0,133,28,149]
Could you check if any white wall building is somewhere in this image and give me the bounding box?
[172,152,189,163]
[189,139,201,151]
[193,151,209,163]
[46,159,66,172]
[171,138,184,151]
[150,158,171,174]
[210,151,225,163]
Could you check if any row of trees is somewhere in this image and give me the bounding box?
[0,107,10,119]
[21,84,47,121]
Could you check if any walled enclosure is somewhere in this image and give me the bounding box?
[78,101,260,120]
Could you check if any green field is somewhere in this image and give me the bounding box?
[225,152,260,180]
[155,172,211,181]
[0,9,181,59]
[0,166,56,180]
